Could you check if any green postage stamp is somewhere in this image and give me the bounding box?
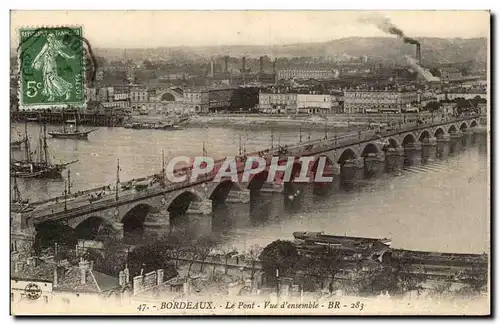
[18,26,85,109]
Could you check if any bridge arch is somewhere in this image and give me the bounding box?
[386,138,400,149]
[459,122,468,131]
[311,155,334,174]
[470,120,478,128]
[418,130,432,142]
[167,190,202,213]
[361,143,380,157]
[279,160,304,181]
[74,216,116,240]
[310,155,335,194]
[434,127,446,139]
[121,203,155,236]
[166,190,204,232]
[34,221,78,251]
[209,180,242,205]
[402,134,417,146]
[337,148,358,165]
[448,125,458,134]
[247,170,269,191]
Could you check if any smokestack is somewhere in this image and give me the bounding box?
[360,14,420,46]
[242,57,246,73]
[210,60,214,77]
[416,43,421,65]
[273,59,276,74]
[224,56,229,73]
[259,56,264,73]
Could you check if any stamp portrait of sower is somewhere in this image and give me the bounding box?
[32,32,75,102]
[18,26,85,109]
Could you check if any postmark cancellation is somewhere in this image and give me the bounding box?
[18,26,85,110]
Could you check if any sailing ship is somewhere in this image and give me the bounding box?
[48,110,97,139]
[10,138,25,150]
[10,121,78,178]
[11,176,34,212]
[10,126,27,150]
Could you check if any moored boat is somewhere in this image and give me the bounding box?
[10,121,77,179]
[49,110,97,139]
[293,231,392,247]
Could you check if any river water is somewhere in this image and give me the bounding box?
[11,122,489,254]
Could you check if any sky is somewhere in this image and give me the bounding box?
[10,11,490,49]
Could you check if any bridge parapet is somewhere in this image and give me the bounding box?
[24,115,481,225]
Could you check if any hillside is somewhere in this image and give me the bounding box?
[93,37,488,66]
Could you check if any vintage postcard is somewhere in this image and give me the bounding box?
[9,10,490,316]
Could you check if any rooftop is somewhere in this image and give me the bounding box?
[11,257,121,294]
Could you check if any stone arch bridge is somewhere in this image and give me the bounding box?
[14,116,480,241]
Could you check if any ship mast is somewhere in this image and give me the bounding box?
[238,135,242,155]
[115,158,120,201]
[64,180,68,211]
[24,120,31,162]
[75,108,80,133]
[38,121,44,163]
[67,168,72,194]
[43,122,49,165]
[12,175,21,203]
[161,149,166,188]
[62,109,66,133]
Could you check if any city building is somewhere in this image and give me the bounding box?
[130,87,151,102]
[85,88,97,102]
[296,93,335,114]
[208,87,237,112]
[98,87,109,102]
[343,88,419,114]
[11,256,132,307]
[436,89,487,101]
[182,86,245,113]
[258,92,297,114]
[439,67,463,81]
[277,69,339,81]
[183,88,210,113]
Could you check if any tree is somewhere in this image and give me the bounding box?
[153,234,185,269]
[219,245,238,275]
[354,260,425,296]
[245,245,262,280]
[127,240,175,277]
[195,236,220,273]
[424,101,442,113]
[430,280,453,297]
[181,235,220,277]
[259,240,299,282]
[457,266,488,294]
[320,247,342,284]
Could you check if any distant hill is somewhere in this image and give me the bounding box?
[93,37,488,66]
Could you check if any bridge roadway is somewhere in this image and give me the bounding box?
[21,114,482,227]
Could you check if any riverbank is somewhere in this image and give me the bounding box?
[128,114,396,131]
[125,112,448,130]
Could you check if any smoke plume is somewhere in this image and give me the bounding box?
[405,56,440,82]
[359,14,420,45]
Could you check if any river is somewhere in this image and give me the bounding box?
[11,122,489,254]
